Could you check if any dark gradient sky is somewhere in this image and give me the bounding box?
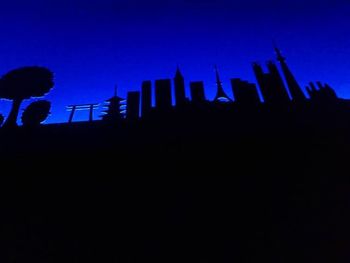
[0,0,349,123]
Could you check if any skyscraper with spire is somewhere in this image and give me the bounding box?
[174,66,187,107]
[213,65,232,103]
[274,45,306,102]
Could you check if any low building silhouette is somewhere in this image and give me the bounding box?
[306,82,338,103]
[231,78,261,107]
[190,81,206,104]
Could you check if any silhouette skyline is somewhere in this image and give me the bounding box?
[2,2,350,263]
[0,46,346,125]
[1,51,350,262]
[41,46,350,123]
[0,0,349,123]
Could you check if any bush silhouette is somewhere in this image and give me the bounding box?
[21,100,51,127]
[0,66,54,128]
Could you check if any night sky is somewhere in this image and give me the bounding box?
[0,0,349,123]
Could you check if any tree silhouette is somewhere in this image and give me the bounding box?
[21,100,51,127]
[0,66,54,128]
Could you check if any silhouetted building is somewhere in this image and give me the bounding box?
[306,81,338,103]
[213,66,232,103]
[231,78,260,106]
[155,79,172,110]
[190,81,206,104]
[174,67,187,107]
[126,91,140,120]
[141,80,152,118]
[267,61,290,98]
[253,62,290,105]
[101,88,125,122]
[274,45,306,102]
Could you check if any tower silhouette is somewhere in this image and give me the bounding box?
[126,91,140,121]
[213,66,232,103]
[101,86,125,122]
[231,78,260,106]
[141,81,152,118]
[174,66,187,107]
[274,45,306,102]
[155,79,172,111]
[190,81,206,104]
[253,62,290,105]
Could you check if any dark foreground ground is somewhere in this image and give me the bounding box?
[1,104,350,262]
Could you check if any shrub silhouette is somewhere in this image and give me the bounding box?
[0,66,54,128]
[21,100,51,127]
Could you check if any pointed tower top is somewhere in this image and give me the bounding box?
[215,65,222,84]
[175,65,183,79]
[105,84,124,103]
[213,65,232,103]
[274,44,306,101]
[273,41,286,63]
[114,84,118,97]
[214,64,220,80]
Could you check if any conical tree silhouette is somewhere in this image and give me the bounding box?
[0,66,54,128]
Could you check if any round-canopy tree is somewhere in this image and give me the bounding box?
[0,66,54,128]
[21,100,51,127]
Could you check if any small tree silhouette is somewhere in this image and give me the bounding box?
[0,67,54,128]
[21,100,51,127]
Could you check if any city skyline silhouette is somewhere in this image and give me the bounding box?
[0,45,346,125]
[0,0,349,123]
[1,1,350,262]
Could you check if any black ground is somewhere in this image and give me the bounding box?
[1,103,350,262]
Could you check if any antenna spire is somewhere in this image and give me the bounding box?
[114,84,118,97]
[273,41,285,62]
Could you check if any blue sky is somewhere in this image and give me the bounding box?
[0,0,349,123]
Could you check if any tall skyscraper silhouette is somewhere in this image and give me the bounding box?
[155,79,172,110]
[267,61,291,101]
[253,62,290,105]
[190,81,206,104]
[231,78,261,106]
[126,91,140,120]
[274,45,306,102]
[213,66,232,103]
[174,66,187,107]
[141,80,152,118]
